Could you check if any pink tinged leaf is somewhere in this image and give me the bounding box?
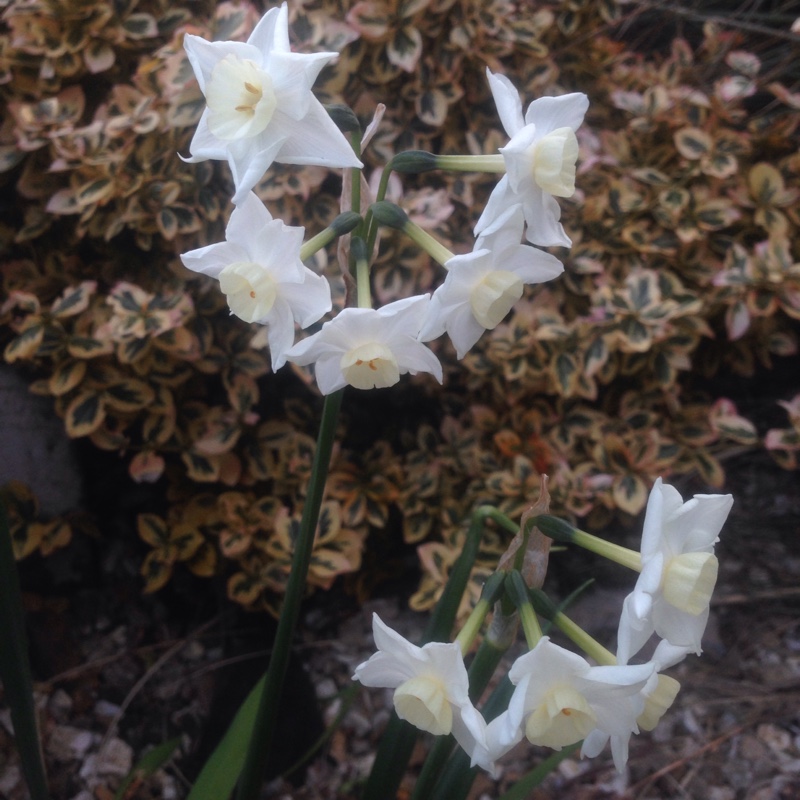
[726,300,750,340]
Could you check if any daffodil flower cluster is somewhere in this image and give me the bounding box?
[175,5,736,792]
[352,479,732,777]
[179,3,587,394]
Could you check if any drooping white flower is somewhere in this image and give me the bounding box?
[486,638,653,770]
[353,614,488,762]
[182,3,362,203]
[419,205,563,357]
[284,295,442,394]
[616,478,734,665]
[475,69,589,247]
[581,663,681,770]
[180,192,330,370]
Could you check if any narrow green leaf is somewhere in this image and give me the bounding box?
[187,677,264,800]
[497,743,581,800]
[0,499,51,800]
[114,737,181,800]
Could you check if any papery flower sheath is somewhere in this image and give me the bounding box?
[616,478,734,665]
[284,295,442,394]
[353,614,488,761]
[419,205,563,357]
[487,637,652,770]
[182,2,362,203]
[180,192,331,370]
[475,69,589,247]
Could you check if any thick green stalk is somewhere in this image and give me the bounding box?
[0,500,50,800]
[235,390,344,800]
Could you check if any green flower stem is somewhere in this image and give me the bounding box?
[527,587,615,666]
[299,212,362,261]
[389,151,506,175]
[0,499,50,800]
[351,237,371,308]
[402,218,455,267]
[350,131,362,226]
[553,611,616,666]
[533,515,642,572]
[519,604,543,648]
[572,529,642,571]
[433,154,506,173]
[363,163,393,258]
[235,389,344,800]
[369,201,455,267]
[479,506,519,536]
[454,570,505,654]
[506,571,543,647]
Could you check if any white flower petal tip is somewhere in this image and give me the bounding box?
[180,192,330,371]
[617,478,733,664]
[479,71,589,247]
[421,205,563,358]
[182,3,362,201]
[285,296,443,394]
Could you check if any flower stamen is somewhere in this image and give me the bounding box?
[341,343,400,389]
[218,261,278,322]
[206,55,277,140]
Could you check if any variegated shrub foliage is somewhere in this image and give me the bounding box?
[0,0,797,611]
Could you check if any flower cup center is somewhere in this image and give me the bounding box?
[340,342,400,390]
[393,675,452,735]
[218,261,277,323]
[469,270,524,329]
[206,55,277,140]
[529,126,579,197]
[524,685,596,749]
[661,552,718,615]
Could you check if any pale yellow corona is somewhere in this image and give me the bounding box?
[530,127,579,197]
[638,674,680,732]
[340,343,400,390]
[524,685,597,748]
[470,271,524,329]
[218,261,277,322]
[393,675,453,735]
[206,55,277,140]
[662,552,719,615]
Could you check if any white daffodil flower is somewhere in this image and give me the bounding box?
[616,478,734,665]
[475,69,589,247]
[353,614,488,761]
[180,192,331,371]
[182,2,362,203]
[581,663,681,770]
[284,295,442,394]
[419,205,563,357]
[487,638,653,769]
